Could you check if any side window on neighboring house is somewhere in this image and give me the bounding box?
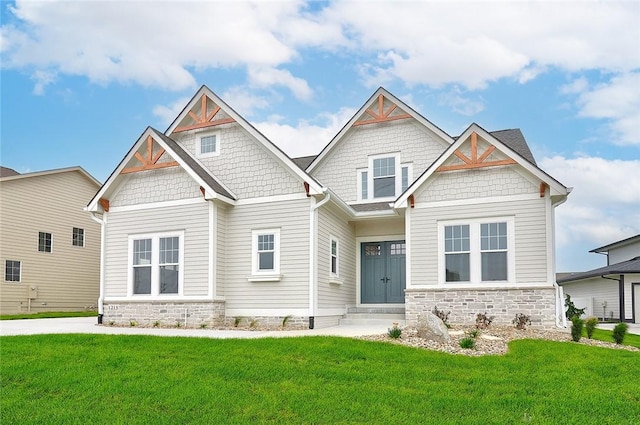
[72,227,85,247]
[441,219,513,284]
[196,132,220,158]
[252,229,280,275]
[5,260,21,282]
[38,232,52,253]
[130,233,183,296]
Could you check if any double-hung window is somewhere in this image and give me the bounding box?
[358,155,412,201]
[251,229,281,279]
[196,131,219,158]
[5,260,21,282]
[330,236,339,276]
[130,232,183,296]
[38,232,52,253]
[72,227,85,247]
[441,219,513,284]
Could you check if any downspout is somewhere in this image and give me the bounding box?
[308,189,330,329]
[90,212,106,324]
[602,274,624,322]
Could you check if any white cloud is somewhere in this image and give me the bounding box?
[540,155,640,269]
[221,87,271,118]
[438,87,485,116]
[573,73,640,146]
[152,96,192,128]
[247,66,313,101]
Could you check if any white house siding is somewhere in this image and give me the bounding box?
[410,197,548,285]
[625,273,639,321]
[223,198,311,315]
[317,203,356,318]
[312,121,449,203]
[215,204,227,298]
[608,242,640,265]
[415,166,539,203]
[103,201,210,297]
[355,218,405,238]
[561,278,620,320]
[172,124,302,199]
[0,170,100,314]
[111,167,201,207]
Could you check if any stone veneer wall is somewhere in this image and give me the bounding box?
[102,301,226,327]
[405,287,557,328]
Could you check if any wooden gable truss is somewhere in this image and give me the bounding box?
[173,94,235,133]
[120,135,179,174]
[436,132,516,172]
[352,94,412,127]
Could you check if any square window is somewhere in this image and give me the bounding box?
[200,135,216,154]
[130,234,182,296]
[72,227,85,247]
[5,260,21,282]
[38,232,52,253]
[197,132,220,158]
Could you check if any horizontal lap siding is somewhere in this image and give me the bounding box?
[411,198,548,285]
[0,171,100,313]
[104,201,210,297]
[224,199,310,310]
[561,278,620,319]
[216,205,226,297]
[317,204,356,310]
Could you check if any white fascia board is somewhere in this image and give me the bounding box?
[166,85,323,196]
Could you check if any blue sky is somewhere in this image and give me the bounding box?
[1,0,639,272]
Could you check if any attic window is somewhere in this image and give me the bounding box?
[197,131,219,158]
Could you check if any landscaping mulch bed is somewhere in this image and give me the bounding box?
[359,326,640,356]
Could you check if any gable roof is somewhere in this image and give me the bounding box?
[590,234,640,254]
[0,166,20,177]
[0,166,100,186]
[557,256,640,283]
[395,123,569,208]
[292,155,316,171]
[467,129,536,165]
[165,85,324,195]
[86,127,235,212]
[307,87,455,172]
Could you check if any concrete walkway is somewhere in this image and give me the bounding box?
[0,317,390,338]
[597,323,640,335]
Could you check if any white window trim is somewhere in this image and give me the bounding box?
[437,217,515,285]
[4,260,22,283]
[249,228,281,281]
[38,231,53,253]
[196,130,220,158]
[356,168,368,201]
[127,231,185,297]
[329,235,343,284]
[401,162,413,193]
[357,153,402,202]
[72,227,85,248]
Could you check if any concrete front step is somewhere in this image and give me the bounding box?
[340,313,406,326]
[346,307,405,315]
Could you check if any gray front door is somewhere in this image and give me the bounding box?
[361,241,406,304]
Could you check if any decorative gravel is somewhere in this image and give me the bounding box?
[359,326,640,356]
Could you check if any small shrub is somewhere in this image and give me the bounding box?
[467,328,480,339]
[512,313,531,330]
[565,294,586,320]
[282,315,292,328]
[249,319,258,329]
[199,323,207,329]
[459,337,476,349]
[108,321,115,326]
[432,306,451,328]
[387,323,402,339]
[152,321,160,328]
[475,312,494,329]
[570,316,583,342]
[584,316,598,339]
[175,321,182,328]
[129,320,138,327]
[233,317,243,327]
[613,322,628,344]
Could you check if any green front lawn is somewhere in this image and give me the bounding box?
[2,335,639,424]
[589,327,640,348]
[0,311,97,320]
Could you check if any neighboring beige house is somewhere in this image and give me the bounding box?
[0,167,101,314]
[559,235,640,323]
[87,86,569,328]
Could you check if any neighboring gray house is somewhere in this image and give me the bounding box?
[558,235,640,323]
[87,86,569,328]
[0,167,102,314]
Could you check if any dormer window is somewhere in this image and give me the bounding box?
[196,131,220,158]
[357,154,412,201]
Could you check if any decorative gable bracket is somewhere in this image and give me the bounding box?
[352,94,411,127]
[436,132,516,172]
[121,135,179,174]
[174,94,235,133]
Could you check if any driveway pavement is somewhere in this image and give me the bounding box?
[597,323,640,335]
[0,317,389,338]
